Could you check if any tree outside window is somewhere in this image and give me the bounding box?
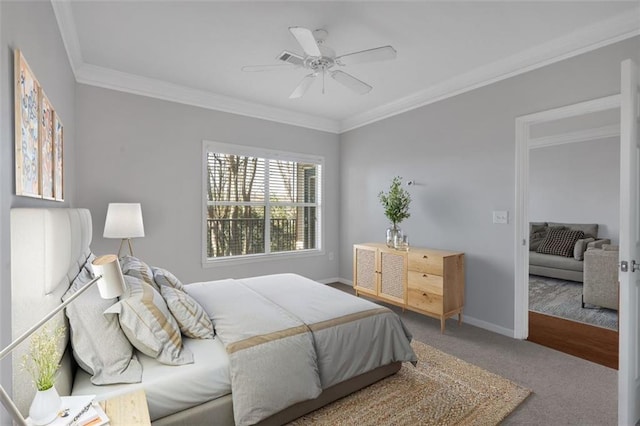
[204,143,322,260]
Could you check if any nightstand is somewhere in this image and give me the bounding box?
[99,389,150,425]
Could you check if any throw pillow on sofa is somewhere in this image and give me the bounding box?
[574,237,595,260]
[536,228,585,258]
[529,223,548,251]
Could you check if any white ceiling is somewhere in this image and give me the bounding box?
[52,1,640,133]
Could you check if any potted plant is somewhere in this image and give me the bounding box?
[21,325,65,425]
[378,176,411,248]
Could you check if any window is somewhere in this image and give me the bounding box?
[203,141,322,262]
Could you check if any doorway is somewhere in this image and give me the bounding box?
[514,95,621,367]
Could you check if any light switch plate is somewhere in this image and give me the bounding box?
[493,210,509,224]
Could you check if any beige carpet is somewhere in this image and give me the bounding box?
[290,340,531,425]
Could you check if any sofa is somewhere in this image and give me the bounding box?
[529,222,610,282]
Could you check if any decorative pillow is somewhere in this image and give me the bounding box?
[160,285,214,339]
[574,237,595,260]
[152,266,185,291]
[548,222,598,239]
[529,223,547,234]
[119,255,159,291]
[105,275,193,365]
[536,228,585,258]
[529,224,548,251]
[63,254,142,385]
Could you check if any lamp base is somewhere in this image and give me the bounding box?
[117,238,135,258]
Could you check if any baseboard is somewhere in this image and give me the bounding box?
[463,315,515,338]
[327,277,516,338]
[317,277,352,285]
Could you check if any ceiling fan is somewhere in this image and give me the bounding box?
[241,27,397,99]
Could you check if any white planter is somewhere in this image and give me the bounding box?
[29,386,62,425]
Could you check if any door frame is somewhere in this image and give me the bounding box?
[513,94,621,339]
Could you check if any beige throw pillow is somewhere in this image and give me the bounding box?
[105,275,193,365]
[160,286,214,339]
[152,266,185,291]
[119,255,159,291]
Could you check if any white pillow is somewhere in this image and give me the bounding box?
[63,255,142,384]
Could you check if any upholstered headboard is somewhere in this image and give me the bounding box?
[10,208,92,415]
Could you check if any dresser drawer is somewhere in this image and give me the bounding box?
[408,252,443,275]
[408,271,443,295]
[407,288,443,314]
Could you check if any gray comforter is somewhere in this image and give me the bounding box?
[187,273,417,426]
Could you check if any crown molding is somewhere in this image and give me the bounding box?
[51,0,83,74]
[75,64,341,133]
[52,1,639,135]
[339,10,640,133]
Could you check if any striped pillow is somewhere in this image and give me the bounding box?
[536,228,585,258]
[105,275,193,365]
[152,266,185,291]
[120,255,159,291]
[160,286,214,339]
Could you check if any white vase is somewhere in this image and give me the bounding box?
[29,386,61,425]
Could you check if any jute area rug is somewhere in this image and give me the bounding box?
[289,340,531,426]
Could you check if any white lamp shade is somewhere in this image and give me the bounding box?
[103,203,145,239]
[92,254,126,299]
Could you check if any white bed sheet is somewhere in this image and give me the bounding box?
[71,336,231,421]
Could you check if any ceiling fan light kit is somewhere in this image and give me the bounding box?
[242,26,397,99]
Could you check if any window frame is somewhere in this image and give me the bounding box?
[201,140,324,266]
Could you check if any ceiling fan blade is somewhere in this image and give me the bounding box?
[330,70,372,95]
[241,64,297,72]
[276,50,305,67]
[336,46,397,66]
[289,74,316,99]
[289,26,321,57]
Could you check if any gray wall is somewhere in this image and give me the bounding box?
[339,36,640,335]
[0,1,76,424]
[75,85,341,284]
[530,138,620,244]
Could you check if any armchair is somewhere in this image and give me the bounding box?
[582,245,619,311]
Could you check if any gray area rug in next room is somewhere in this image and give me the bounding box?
[528,275,618,330]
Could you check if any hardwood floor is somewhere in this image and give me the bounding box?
[528,311,618,369]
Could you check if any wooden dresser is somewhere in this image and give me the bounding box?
[353,243,465,333]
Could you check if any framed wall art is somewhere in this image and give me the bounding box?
[40,91,55,200]
[14,49,64,201]
[14,49,40,198]
[53,113,64,201]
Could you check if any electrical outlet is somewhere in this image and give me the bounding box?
[328,252,334,261]
[493,211,509,224]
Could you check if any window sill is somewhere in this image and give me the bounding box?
[202,249,325,268]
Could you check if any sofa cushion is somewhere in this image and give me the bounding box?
[529,251,585,272]
[548,222,598,239]
[536,228,585,257]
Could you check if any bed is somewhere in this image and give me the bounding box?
[10,208,417,425]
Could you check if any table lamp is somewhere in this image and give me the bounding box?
[103,203,145,257]
[0,255,126,425]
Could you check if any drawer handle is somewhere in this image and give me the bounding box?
[423,255,428,259]
[422,274,428,278]
[422,292,427,296]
